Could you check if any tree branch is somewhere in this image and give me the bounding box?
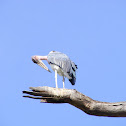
[23,86,126,117]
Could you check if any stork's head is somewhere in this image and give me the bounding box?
[31,55,51,73]
[32,56,39,63]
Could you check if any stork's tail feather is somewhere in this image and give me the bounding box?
[69,77,76,85]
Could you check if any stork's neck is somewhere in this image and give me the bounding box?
[38,56,47,60]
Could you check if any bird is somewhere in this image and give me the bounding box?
[31,51,78,88]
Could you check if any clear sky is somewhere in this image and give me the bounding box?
[0,0,126,126]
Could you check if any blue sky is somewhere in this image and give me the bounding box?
[0,0,126,126]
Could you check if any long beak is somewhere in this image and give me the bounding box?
[37,60,51,73]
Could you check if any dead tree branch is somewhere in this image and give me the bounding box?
[23,86,126,117]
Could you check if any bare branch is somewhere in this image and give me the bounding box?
[23,86,126,117]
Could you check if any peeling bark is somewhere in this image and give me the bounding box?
[23,86,126,117]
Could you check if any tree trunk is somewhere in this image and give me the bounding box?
[23,86,126,117]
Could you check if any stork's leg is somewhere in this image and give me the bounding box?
[63,76,65,88]
[55,70,58,88]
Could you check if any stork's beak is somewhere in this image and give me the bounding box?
[37,60,51,73]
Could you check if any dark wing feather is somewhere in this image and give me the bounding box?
[68,61,77,85]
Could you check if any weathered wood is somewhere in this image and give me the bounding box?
[23,86,126,117]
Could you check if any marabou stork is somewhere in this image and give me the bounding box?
[32,51,77,88]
